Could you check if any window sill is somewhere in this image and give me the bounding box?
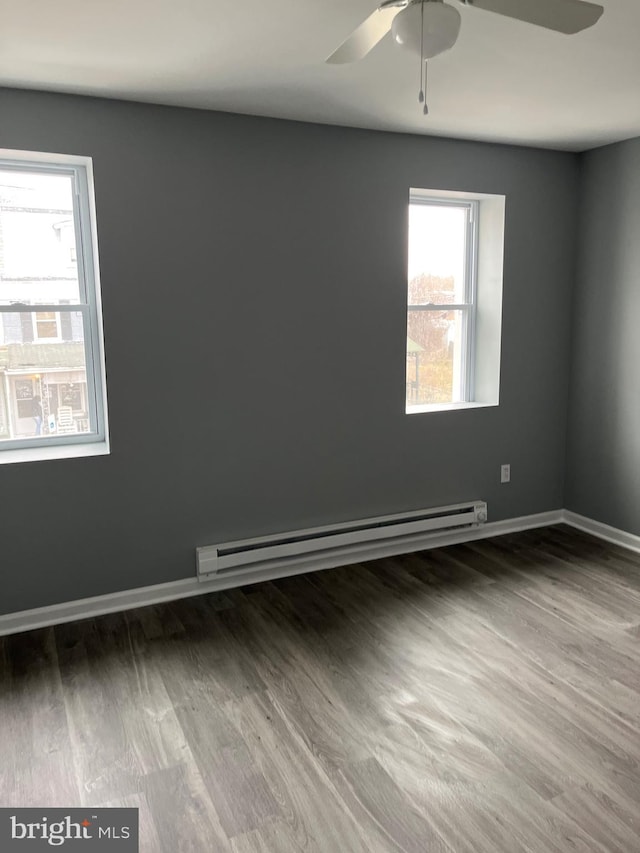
[0,440,110,465]
[406,401,498,415]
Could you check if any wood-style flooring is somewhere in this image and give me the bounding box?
[1,524,640,852]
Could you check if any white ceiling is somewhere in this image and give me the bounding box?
[0,0,638,151]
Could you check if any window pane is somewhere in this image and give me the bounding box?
[406,310,465,405]
[0,169,81,305]
[36,321,58,338]
[0,311,91,441]
[36,311,59,339]
[408,203,468,305]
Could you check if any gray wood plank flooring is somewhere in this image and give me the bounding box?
[1,524,640,851]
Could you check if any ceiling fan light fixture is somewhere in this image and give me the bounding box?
[391,1,462,59]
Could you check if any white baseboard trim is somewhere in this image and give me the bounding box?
[0,507,569,638]
[562,510,640,555]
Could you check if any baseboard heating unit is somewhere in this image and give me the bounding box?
[196,500,487,587]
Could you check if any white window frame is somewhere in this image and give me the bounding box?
[0,149,109,464]
[407,194,478,403]
[406,187,505,415]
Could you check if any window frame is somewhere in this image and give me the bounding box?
[407,193,479,406]
[0,149,109,463]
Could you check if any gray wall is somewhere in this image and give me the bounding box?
[566,138,640,534]
[0,88,579,616]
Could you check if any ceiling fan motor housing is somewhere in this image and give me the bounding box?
[392,1,462,58]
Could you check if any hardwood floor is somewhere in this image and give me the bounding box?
[2,524,640,852]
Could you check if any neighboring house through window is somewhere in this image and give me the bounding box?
[406,188,505,414]
[0,150,109,462]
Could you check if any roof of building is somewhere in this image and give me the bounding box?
[0,342,85,371]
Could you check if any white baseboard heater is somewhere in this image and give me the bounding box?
[196,500,487,586]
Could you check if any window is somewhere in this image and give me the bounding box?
[0,150,109,462]
[406,188,505,414]
[34,311,61,341]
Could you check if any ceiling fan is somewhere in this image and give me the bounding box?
[326,0,604,65]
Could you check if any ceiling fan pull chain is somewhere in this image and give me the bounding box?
[418,1,425,103]
[423,60,429,115]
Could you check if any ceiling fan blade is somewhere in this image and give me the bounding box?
[464,0,603,34]
[326,6,404,64]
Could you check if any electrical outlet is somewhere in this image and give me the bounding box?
[501,464,511,484]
